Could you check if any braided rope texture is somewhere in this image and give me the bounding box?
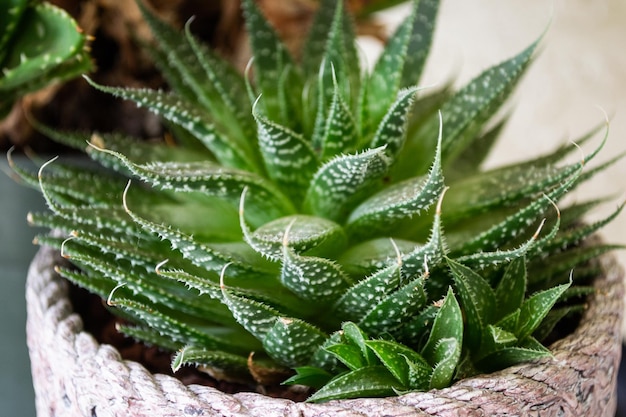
[26,245,623,417]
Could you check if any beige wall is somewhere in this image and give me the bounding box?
[378,1,626,333]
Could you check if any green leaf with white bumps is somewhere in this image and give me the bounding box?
[220,283,281,341]
[475,336,551,372]
[0,3,89,91]
[241,0,296,120]
[395,38,539,178]
[365,5,417,124]
[516,282,571,340]
[369,86,420,160]
[324,343,367,371]
[253,106,318,200]
[428,338,461,389]
[263,317,327,367]
[85,79,257,172]
[242,213,346,261]
[358,275,427,335]
[495,257,527,317]
[92,146,294,226]
[171,346,249,379]
[333,263,402,321]
[281,247,351,302]
[306,366,403,402]
[421,287,463,363]
[347,119,444,237]
[318,81,359,161]
[304,147,391,222]
[0,0,27,61]
[447,258,496,349]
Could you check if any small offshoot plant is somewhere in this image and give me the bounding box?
[10,0,623,402]
[0,0,92,117]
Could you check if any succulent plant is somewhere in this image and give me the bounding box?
[0,0,92,118]
[11,0,623,402]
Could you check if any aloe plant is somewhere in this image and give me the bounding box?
[0,0,92,117]
[11,0,622,402]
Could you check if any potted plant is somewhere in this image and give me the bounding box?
[12,0,623,415]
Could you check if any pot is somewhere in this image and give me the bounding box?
[27,244,623,416]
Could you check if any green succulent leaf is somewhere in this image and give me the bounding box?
[358,275,427,335]
[0,3,90,93]
[365,6,417,124]
[365,339,430,388]
[333,263,402,321]
[253,105,318,201]
[396,37,539,178]
[304,146,391,222]
[301,0,338,77]
[84,78,257,172]
[263,317,328,367]
[495,257,527,317]
[399,0,440,88]
[242,213,346,261]
[347,117,444,238]
[220,282,282,341]
[118,324,183,352]
[283,366,334,390]
[241,0,296,120]
[421,287,463,363]
[89,145,294,226]
[369,86,420,160]
[171,346,249,379]
[447,258,496,349]
[281,247,351,302]
[516,281,571,340]
[0,0,27,61]
[428,337,461,390]
[475,336,551,372]
[318,80,359,161]
[453,166,582,255]
[306,366,404,402]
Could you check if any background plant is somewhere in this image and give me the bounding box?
[11,0,623,402]
[0,0,92,118]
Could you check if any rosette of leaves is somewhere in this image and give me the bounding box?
[12,0,623,402]
[0,0,92,117]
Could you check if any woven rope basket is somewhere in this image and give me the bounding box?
[26,245,623,416]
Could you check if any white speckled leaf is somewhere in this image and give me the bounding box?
[307,366,403,402]
[348,124,443,238]
[94,146,294,227]
[254,108,318,200]
[319,83,358,161]
[304,147,391,222]
[262,317,327,367]
[428,337,460,389]
[241,214,346,261]
[516,282,570,340]
[369,86,419,160]
[333,263,402,321]
[421,287,463,363]
[242,0,295,119]
[447,258,496,349]
[358,275,427,335]
[281,247,351,302]
[85,79,256,171]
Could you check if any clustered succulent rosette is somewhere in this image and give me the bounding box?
[0,0,92,117]
[11,0,623,402]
